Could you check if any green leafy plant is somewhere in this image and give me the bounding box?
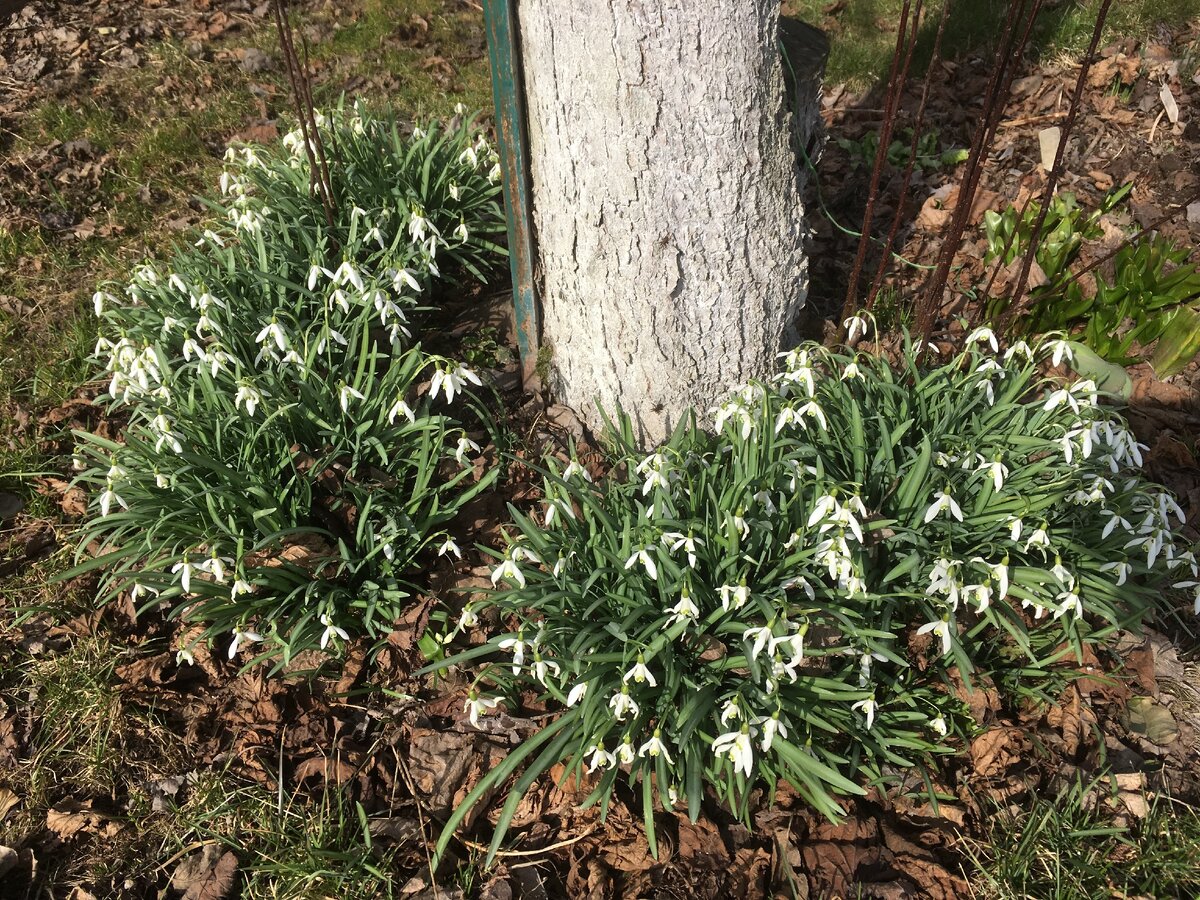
[839,127,968,173]
[982,188,1200,376]
[428,326,1192,865]
[64,104,506,666]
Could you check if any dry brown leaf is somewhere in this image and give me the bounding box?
[969,726,1026,778]
[46,801,105,839]
[171,845,239,900]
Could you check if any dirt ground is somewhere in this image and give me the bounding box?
[2,2,1200,898]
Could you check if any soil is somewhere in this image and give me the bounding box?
[2,2,1200,899]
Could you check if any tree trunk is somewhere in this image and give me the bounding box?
[520,0,817,446]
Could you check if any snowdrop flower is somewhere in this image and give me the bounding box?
[624,547,658,581]
[98,483,127,517]
[1024,522,1052,552]
[720,583,750,612]
[228,626,264,659]
[454,436,481,466]
[198,553,232,584]
[566,682,588,707]
[857,651,887,687]
[560,460,591,483]
[387,396,415,426]
[841,361,862,380]
[623,656,656,687]
[129,582,159,604]
[338,383,366,413]
[234,382,264,417]
[459,146,479,167]
[585,744,615,772]
[743,625,774,661]
[437,537,462,559]
[1054,589,1083,619]
[465,691,501,728]
[429,363,481,404]
[497,634,527,673]
[971,557,1009,599]
[1100,509,1133,540]
[92,291,114,316]
[319,613,350,649]
[930,716,948,737]
[307,263,332,290]
[332,260,365,292]
[1101,560,1133,586]
[843,313,869,343]
[978,457,1008,491]
[711,728,754,778]
[448,181,462,201]
[390,267,423,294]
[1046,338,1074,367]
[176,645,195,666]
[316,328,348,355]
[531,656,561,686]
[614,738,636,766]
[965,326,999,353]
[1004,340,1034,363]
[720,698,742,725]
[661,531,703,568]
[408,205,436,244]
[609,689,639,721]
[171,559,195,594]
[852,697,878,730]
[491,558,527,589]
[150,412,183,454]
[666,585,700,626]
[454,221,469,242]
[753,713,788,752]
[924,488,963,523]
[639,730,673,763]
[796,400,828,431]
[365,225,386,248]
[231,579,253,598]
[917,619,952,656]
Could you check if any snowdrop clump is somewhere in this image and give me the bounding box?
[431,329,1191,862]
[71,104,505,666]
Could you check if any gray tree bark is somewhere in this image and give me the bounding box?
[520,0,817,446]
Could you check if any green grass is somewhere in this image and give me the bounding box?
[783,0,1200,88]
[962,774,1200,899]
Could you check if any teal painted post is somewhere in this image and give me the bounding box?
[483,0,539,382]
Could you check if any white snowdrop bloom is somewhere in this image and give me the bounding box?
[661,531,703,568]
[843,313,869,343]
[666,585,700,626]
[98,483,127,517]
[857,650,887,687]
[464,692,501,728]
[753,714,788,752]
[719,583,750,612]
[306,263,330,290]
[841,361,862,380]
[176,645,196,666]
[743,625,774,661]
[712,399,755,440]
[608,689,639,722]
[970,557,1009,599]
[623,547,658,581]
[566,682,588,707]
[585,744,616,772]
[316,328,348,355]
[390,267,423,294]
[387,396,415,426]
[561,459,591,483]
[639,730,673,763]
[531,657,561,686]
[171,559,195,594]
[255,319,290,353]
[930,716,948,737]
[1100,560,1132,586]
[1054,589,1083,620]
[437,537,462,559]
[181,338,206,363]
[228,626,263,659]
[1169,550,1199,578]
[795,400,828,431]
[332,260,365,292]
[92,291,114,316]
[511,545,541,564]
[234,383,264,417]
[454,436,481,466]
[976,458,1008,491]
[198,553,232,584]
[327,289,352,315]
[459,145,479,167]
[454,221,469,242]
[497,634,527,673]
[231,579,253,598]
[319,613,350,649]
[365,225,386,248]
[429,364,482,405]
[711,728,754,778]
[923,488,963,523]
[916,619,952,656]
[1046,338,1074,367]
[770,629,805,664]
[338,383,366,413]
[1156,492,1186,526]
[614,739,636,766]
[128,582,160,605]
[623,657,656,687]
[1042,387,1079,414]
[195,311,223,337]
[408,206,435,244]
[1100,509,1133,540]
[1126,528,1168,569]
[491,558,527,590]
[852,697,878,730]
[1004,340,1034,363]
[487,162,502,183]
[966,326,999,353]
[150,412,183,454]
[448,181,462,201]
[1024,523,1052,552]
